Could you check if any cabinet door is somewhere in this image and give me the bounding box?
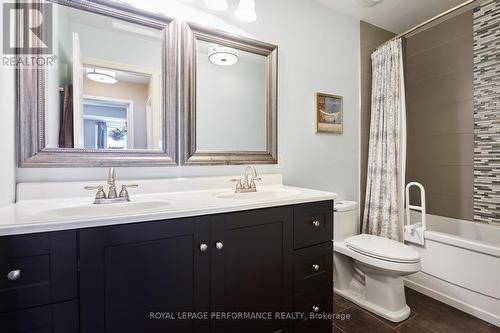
[79,217,210,333]
[210,206,294,333]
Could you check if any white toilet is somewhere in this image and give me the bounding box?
[333,201,421,322]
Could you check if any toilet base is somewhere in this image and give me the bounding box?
[334,288,411,323]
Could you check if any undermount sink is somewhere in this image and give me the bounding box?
[214,188,301,200]
[41,200,172,218]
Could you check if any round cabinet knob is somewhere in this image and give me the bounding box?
[7,269,21,281]
[312,220,320,227]
[199,243,208,252]
[215,242,224,250]
[312,306,320,313]
[312,264,320,271]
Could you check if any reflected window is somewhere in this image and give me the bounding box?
[83,98,129,149]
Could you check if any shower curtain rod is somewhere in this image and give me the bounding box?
[375,0,478,51]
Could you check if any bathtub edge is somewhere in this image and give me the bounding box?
[404,273,500,327]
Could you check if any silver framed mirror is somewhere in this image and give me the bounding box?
[18,0,178,167]
[181,22,278,165]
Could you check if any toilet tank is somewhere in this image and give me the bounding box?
[334,201,359,242]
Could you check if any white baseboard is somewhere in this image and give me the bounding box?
[404,275,500,327]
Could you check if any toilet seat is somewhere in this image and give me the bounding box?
[334,241,420,274]
[345,234,420,264]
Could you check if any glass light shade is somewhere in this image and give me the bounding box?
[86,68,118,84]
[203,0,228,11]
[208,44,239,66]
[235,0,257,22]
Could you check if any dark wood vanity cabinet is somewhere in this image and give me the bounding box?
[0,200,333,333]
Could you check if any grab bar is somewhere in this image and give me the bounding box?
[405,182,427,246]
[405,182,426,229]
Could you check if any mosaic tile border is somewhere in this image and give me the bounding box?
[473,0,500,224]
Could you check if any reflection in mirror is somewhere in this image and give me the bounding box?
[196,40,267,152]
[46,3,163,150]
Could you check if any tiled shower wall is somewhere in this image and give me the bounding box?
[406,11,474,220]
[473,0,500,224]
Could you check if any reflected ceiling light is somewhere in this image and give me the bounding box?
[203,0,228,11]
[208,43,239,66]
[235,0,257,22]
[86,68,118,84]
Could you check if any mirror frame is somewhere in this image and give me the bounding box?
[18,0,178,167]
[181,22,278,165]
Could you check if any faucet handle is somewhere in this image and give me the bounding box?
[119,184,139,200]
[84,185,106,199]
[250,177,261,189]
[230,179,243,190]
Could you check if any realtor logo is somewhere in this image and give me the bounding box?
[2,1,56,67]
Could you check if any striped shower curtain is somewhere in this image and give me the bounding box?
[362,39,407,242]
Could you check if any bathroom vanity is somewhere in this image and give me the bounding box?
[0,176,335,333]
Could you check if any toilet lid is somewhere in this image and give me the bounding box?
[345,234,420,263]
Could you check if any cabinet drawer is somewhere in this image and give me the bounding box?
[0,231,77,313]
[293,285,332,333]
[0,255,51,312]
[0,233,50,258]
[293,201,333,249]
[0,299,79,333]
[293,243,332,293]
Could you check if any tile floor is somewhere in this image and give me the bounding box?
[333,288,500,333]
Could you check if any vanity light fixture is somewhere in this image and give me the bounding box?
[235,0,257,22]
[203,0,228,11]
[86,68,118,84]
[208,43,239,66]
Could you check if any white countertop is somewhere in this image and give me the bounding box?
[0,174,336,236]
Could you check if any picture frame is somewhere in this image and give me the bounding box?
[315,92,343,134]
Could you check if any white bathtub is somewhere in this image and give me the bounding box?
[404,212,500,327]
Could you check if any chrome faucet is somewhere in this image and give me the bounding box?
[231,166,261,193]
[85,168,138,204]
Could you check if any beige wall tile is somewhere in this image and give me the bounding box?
[407,164,473,198]
[407,134,474,166]
[360,71,372,106]
[407,99,473,139]
[426,194,474,220]
[405,10,474,221]
[360,42,378,74]
[406,34,473,84]
[360,21,396,46]
[406,10,473,57]
[406,68,473,107]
